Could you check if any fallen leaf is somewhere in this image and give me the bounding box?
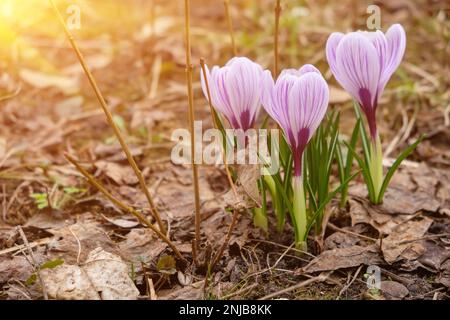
[350,184,440,215]
[381,218,433,264]
[83,247,139,300]
[41,264,100,300]
[101,214,139,229]
[46,218,119,264]
[19,69,79,94]
[25,210,73,230]
[301,244,383,273]
[119,228,167,263]
[223,164,261,210]
[380,281,409,300]
[95,161,139,185]
[349,199,412,235]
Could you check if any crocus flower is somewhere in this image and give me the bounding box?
[326,24,406,140]
[200,57,264,131]
[326,24,406,203]
[261,64,329,248]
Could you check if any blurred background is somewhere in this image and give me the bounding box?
[0,0,448,222]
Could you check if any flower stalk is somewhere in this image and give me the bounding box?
[292,174,307,250]
[369,133,383,200]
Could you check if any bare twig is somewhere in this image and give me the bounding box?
[223,0,237,56]
[68,226,82,265]
[49,0,166,235]
[274,0,281,76]
[0,237,52,256]
[64,153,187,262]
[337,265,363,299]
[398,232,450,245]
[328,223,378,242]
[210,209,240,269]
[184,0,202,254]
[17,226,48,300]
[258,272,332,300]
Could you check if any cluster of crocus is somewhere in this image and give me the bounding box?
[261,66,329,248]
[201,23,414,247]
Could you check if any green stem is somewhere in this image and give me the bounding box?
[369,134,383,203]
[263,170,285,232]
[253,207,268,233]
[293,175,307,251]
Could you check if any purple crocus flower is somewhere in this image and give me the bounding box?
[200,57,264,131]
[326,24,406,139]
[261,64,329,177]
[261,64,329,249]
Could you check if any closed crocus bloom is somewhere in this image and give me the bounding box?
[326,24,406,139]
[261,64,329,249]
[326,24,406,203]
[200,57,264,131]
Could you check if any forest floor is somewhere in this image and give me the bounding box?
[0,0,449,300]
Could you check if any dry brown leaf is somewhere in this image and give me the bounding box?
[19,69,79,94]
[83,247,139,300]
[381,218,433,264]
[41,264,100,300]
[119,228,167,263]
[223,164,261,210]
[46,219,119,264]
[25,210,73,230]
[101,214,139,229]
[301,244,383,273]
[348,199,412,235]
[95,161,139,185]
[380,281,409,300]
[350,184,440,215]
[41,248,139,300]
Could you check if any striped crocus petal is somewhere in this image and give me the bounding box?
[200,57,264,131]
[379,24,406,94]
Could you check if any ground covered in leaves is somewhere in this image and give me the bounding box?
[0,0,449,300]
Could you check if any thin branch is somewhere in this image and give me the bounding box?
[274,0,281,76]
[49,0,166,235]
[184,0,202,254]
[210,209,240,269]
[17,226,48,300]
[223,0,237,56]
[64,153,187,262]
[258,272,332,300]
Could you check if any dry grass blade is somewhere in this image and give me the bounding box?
[48,0,166,235]
[64,153,187,262]
[274,0,281,76]
[184,0,202,255]
[17,226,48,300]
[258,272,332,300]
[223,0,237,56]
[210,209,240,269]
